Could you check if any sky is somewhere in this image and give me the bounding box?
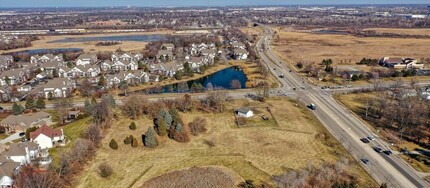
[0,0,429,8]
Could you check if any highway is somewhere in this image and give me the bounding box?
[257,24,429,188]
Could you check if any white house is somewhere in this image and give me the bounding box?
[30,125,64,149]
[76,54,97,65]
[0,158,19,188]
[236,107,254,118]
[234,49,248,60]
[1,142,40,165]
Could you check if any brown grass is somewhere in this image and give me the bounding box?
[0,30,173,54]
[141,166,242,188]
[272,27,430,67]
[75,98,376,188]
[363,28,430,36]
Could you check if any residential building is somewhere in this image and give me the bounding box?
[0,158,20,188]
[161,43,175,51]
[76,53,97,65]
[379,57,424,69]
[30,125,64,149]
[0,55,13,71]
[233,49,249,60]
[0,111,52,133]
[0,68,31,86]
[0,142,40,164]
[30,54,63,64]
[157,50,174,62]
[35,78,76,99]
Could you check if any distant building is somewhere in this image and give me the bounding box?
[0,111,52,133]
[236,107,254,118]
[76,53,98,65]
[379,57,424,69]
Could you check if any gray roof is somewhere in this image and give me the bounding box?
[0,158,19,177]
[234,48,248,54]
[237,107,251,114]
[157,50,173,56]
[77,53,97,60]
[41,78,75,88]
[0,111,51,129]
[1,142,39,157]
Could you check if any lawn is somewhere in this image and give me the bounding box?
[75,97,376,188]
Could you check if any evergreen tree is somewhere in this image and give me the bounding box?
[91,96,97,104]
[12,102,24,115]
[109,139,118,150]
[129,122,137,130]
[158,110,173,129]
[35,97,46,109]
[25,97,35,109]
[131,137,138,147]
[84,98,92,115]
[144,127,158,148]
[157,118,167,136]
[175,123,183,132]
[98,75,106,87]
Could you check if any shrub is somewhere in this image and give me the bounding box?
[131,137,138,148]
[98,162,113,178]
[144,127,158,148]
[109,139,118,150]
[124,136,131,145]
[157,118,167,136]
[129,122,136,130]
[189,117,208,136]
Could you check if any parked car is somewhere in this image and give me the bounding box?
[374,147,382,153]
[361,158,370,164]
[383,150,393,155]
[367,136,375,141]
[360,138,370,143]
[19,132,25,137]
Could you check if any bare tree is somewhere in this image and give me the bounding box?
[121,94,148,119]
[15,165,61,188]
[53,98,73,124]
[390,78,404,90]
[189,117,208,136]
[83,124,102,146]
[91,99,112,127]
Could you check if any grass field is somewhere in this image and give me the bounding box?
[272,27,430,67]
[363,28,430,36]
[75,97,376,188]
[0,30,173,54]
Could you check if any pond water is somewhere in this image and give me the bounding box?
[5,48,83,56]
[142,66,248,94]
[49,34,169,43]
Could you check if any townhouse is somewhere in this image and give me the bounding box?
[0,111,52,134]
[76,53,98,65]
[0,55,13,71]
[30,54,63,64]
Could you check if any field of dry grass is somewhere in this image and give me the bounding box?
[141,166,242,188]
[363,28,430,36]
[272,27,430,67]
[75,97,376,188]
[0,30,173,54]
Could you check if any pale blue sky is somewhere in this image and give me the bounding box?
[0,0,429,8]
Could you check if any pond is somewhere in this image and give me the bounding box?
[4,48,83,56]
[142,66,247,94]
[49,34,169,43]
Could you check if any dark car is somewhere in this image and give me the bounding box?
[19,132,25,137]
[383,150,393,155]
[289,70,292,72]
[361,158,370,164]
[360,138,370,143]
[374,147,382,153]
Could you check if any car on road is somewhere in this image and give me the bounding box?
[360,138,370,143]
[361,158,370,164]
[308,103,316,110]
[374,146,382,153]
[279,74,284,78]
[273,68,276,70]
[383,150,393,155]
[19,132,25,137]
[367,136,375,141]
[289,70,292,72]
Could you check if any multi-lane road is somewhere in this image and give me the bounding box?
[257,24,429,188]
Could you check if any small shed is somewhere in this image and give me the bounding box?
[67,110,81,120]
[236,107,254,118]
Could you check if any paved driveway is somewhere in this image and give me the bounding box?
[0,132,22,144]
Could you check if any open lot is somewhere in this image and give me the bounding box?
[0,30,173,54]
[75,97,376,188]
[272,27,430,67]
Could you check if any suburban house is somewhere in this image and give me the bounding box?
[0,55,13,71]
[106,71,149,87]
[160,61,184,77]
[30,54,63,64]
[186,57,212,72]
[0,111,52,133]
[157,50,174,62]
[58,65,100,78]
[0,158,20,188]
[40,60,66,76]
[232,42,246,49]
[111,52,143,62]
[35,78,76,99]
[236,107,254,118]
[76,53,98,65]
[0,142,40,165]
[30,125,65,149]
[99,60,114,72]
[161,43,175,51]
[0,68,31,86]
[233,49,249,60]
[379,57,424,69]
[0,86,11,102]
